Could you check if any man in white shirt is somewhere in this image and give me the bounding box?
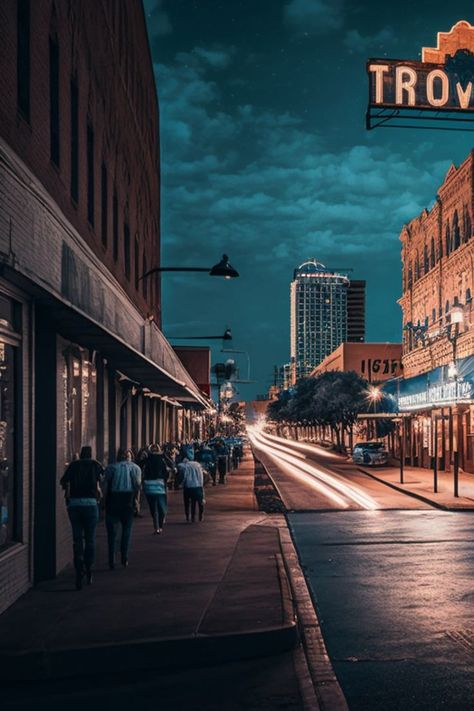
[178,457,205,523]
[103,448,142,568]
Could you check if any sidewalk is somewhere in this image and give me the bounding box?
[0,453,298,683]
[357,462,474,510]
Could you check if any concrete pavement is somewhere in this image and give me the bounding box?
[0,453,300,684]
[357,462,474,510]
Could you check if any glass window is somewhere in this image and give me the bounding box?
[0,342,18,551]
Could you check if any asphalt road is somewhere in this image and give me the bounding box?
[249,429,431,511]
[249,430,474,709]
[290,510,474,711]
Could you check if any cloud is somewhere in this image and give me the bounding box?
[143,0,172,38]
[283,0,344,34]
[153,45,453,389]
[193,47,233,69]
[155,50,451,276]
[343,27,397,54]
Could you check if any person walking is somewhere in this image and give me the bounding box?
[179,457,205,523]
[60,446,103,590]
[103,448,142,569]
[196,442,217,486]
[143,444,169,534]
[134,447,148,517]
[214,438,229,485]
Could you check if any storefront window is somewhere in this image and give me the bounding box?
[0,341,19,551]
[62,345,97,466]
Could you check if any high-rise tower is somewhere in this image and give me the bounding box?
[347,280,366,342]
[290,260,349,382]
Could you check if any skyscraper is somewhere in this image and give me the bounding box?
[290,260,349,382]
[347,280,366,342]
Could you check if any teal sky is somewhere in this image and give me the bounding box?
[144,0,474,399]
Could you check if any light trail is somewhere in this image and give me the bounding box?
[249,427,378,510]
[249,433,349,508]
[261,430,338,458]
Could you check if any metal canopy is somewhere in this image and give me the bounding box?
[366,106,474,132]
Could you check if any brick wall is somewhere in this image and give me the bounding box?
[0,0,161,323]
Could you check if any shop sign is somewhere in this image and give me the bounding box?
[399,379,473,411]
[367,21,474,129]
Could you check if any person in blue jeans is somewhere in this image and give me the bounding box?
[60,446,103,590]
[143,444,169,534]
[103,448,142,569]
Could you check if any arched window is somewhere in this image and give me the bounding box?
[423,245,429,274]
[453,210,461,249]
[438,233,443,260]
[414,255,420,281]
[430,238,435,268]
[464,207,472,242]
[466,288,472,303]
[432,308,436,323]
[446,221,451,256]
[408,263,413,289]
[445,299,450,314]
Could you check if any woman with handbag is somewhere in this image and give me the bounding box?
[60,446,104,590]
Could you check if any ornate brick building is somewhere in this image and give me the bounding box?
[397,151,474,475]
[0,1,208,613]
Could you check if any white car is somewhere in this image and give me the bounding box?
[352,442,388,466]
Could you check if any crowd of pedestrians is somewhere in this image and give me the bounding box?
[60,437,244,590]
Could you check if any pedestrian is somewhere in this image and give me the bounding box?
[143,444,169,534]
[103,448,142,569]
[134,447,148,517]
[214,438,229,484]
[178,457,205,523]
[196,442,217,486]
[60,445,103,590]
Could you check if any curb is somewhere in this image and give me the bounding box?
[279,525,349,711]
[0,619,298,683]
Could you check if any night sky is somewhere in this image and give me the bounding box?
[143,0,474,399]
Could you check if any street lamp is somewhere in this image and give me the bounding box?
[139,254,239,281]
[221,348,252,382]
[447,303,465,498]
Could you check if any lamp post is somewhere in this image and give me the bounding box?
[139,254,239,281]
[447,303,465,498]
[367,386,382,439]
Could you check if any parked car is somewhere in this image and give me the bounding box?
[352,442,388,466]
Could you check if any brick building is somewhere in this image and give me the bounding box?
[397,151,474,474]
[0,1,208,613]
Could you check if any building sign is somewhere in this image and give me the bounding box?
[399,380,473,411]
[360,358,401,379]
[390,354,474,411]
[367,21,474,130]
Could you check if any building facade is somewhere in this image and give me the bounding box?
[347,280,366,342]
[0,1,207,614]
[290,260,349,382]
[312,342,402,383]
[396,151,474,473]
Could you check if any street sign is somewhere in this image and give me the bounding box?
[367,21,474,130]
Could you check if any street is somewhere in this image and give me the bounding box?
[249,429,431,511]
[291,510,474,711]
[250,431,474,709]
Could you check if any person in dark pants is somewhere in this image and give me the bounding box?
[143,444,169,534]
[60,446,103,590]
[214,439,229,484]
[178,457,205,522]
[196,443,217,485]
[103,448,142,569]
